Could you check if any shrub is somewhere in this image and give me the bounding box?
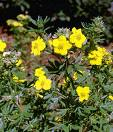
[0,15,113,131]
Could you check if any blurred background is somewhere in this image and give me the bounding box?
[0,0,113,42]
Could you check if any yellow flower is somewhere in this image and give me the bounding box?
[7,19,23,27]
[88,50,103,65]
[34,75,52,90]
[0,40,6,52]
[70,27,86,48]
[17,14,29,20]
[109,95,113,100]
[13,21,23,27]
[13,75,25,83]
[31,37,46,56]
[52,35,72,55]
[35,67,45,77]
[76,86,90,102]
[73,72,78,80]
[16,59,23,66]
[88,47,112,65]
[7,19,12,25]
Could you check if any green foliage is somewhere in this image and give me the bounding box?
[0,0,29,11]
[29,16,50,34]
[83,17,106,44]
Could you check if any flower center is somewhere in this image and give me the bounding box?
[58,44,63,50]
[80,93,86,97]
[76,34,81,40]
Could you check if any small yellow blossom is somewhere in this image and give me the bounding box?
[76,86,90,102]
[13,75,25,83]
[16,59,23,66]
[70,27,86,48]
[35,67,45,77]
[13,21,23,27]
[0,40,6,52]
[31,37,46,56]
[52,35,72,55]
[34,75,51,90]
[109,95,113,100]
[7,19,23,27]
[17,14,29,20]
[88,50,103,65]
[73,72,78,80]
[88,47,112,65]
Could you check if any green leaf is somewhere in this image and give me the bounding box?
[62,124,69,132]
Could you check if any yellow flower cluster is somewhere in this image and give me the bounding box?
[76,86,90,102]
[7,19,23,27]
[88,47,112,65]
[70,27,86,48]
[31,37,46,56]
[0,40,6,52]
[30,27,86,56]
[34,67,52,90]
[17,14,29,20]
[49,35,72,55]
[48,27,86,55]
